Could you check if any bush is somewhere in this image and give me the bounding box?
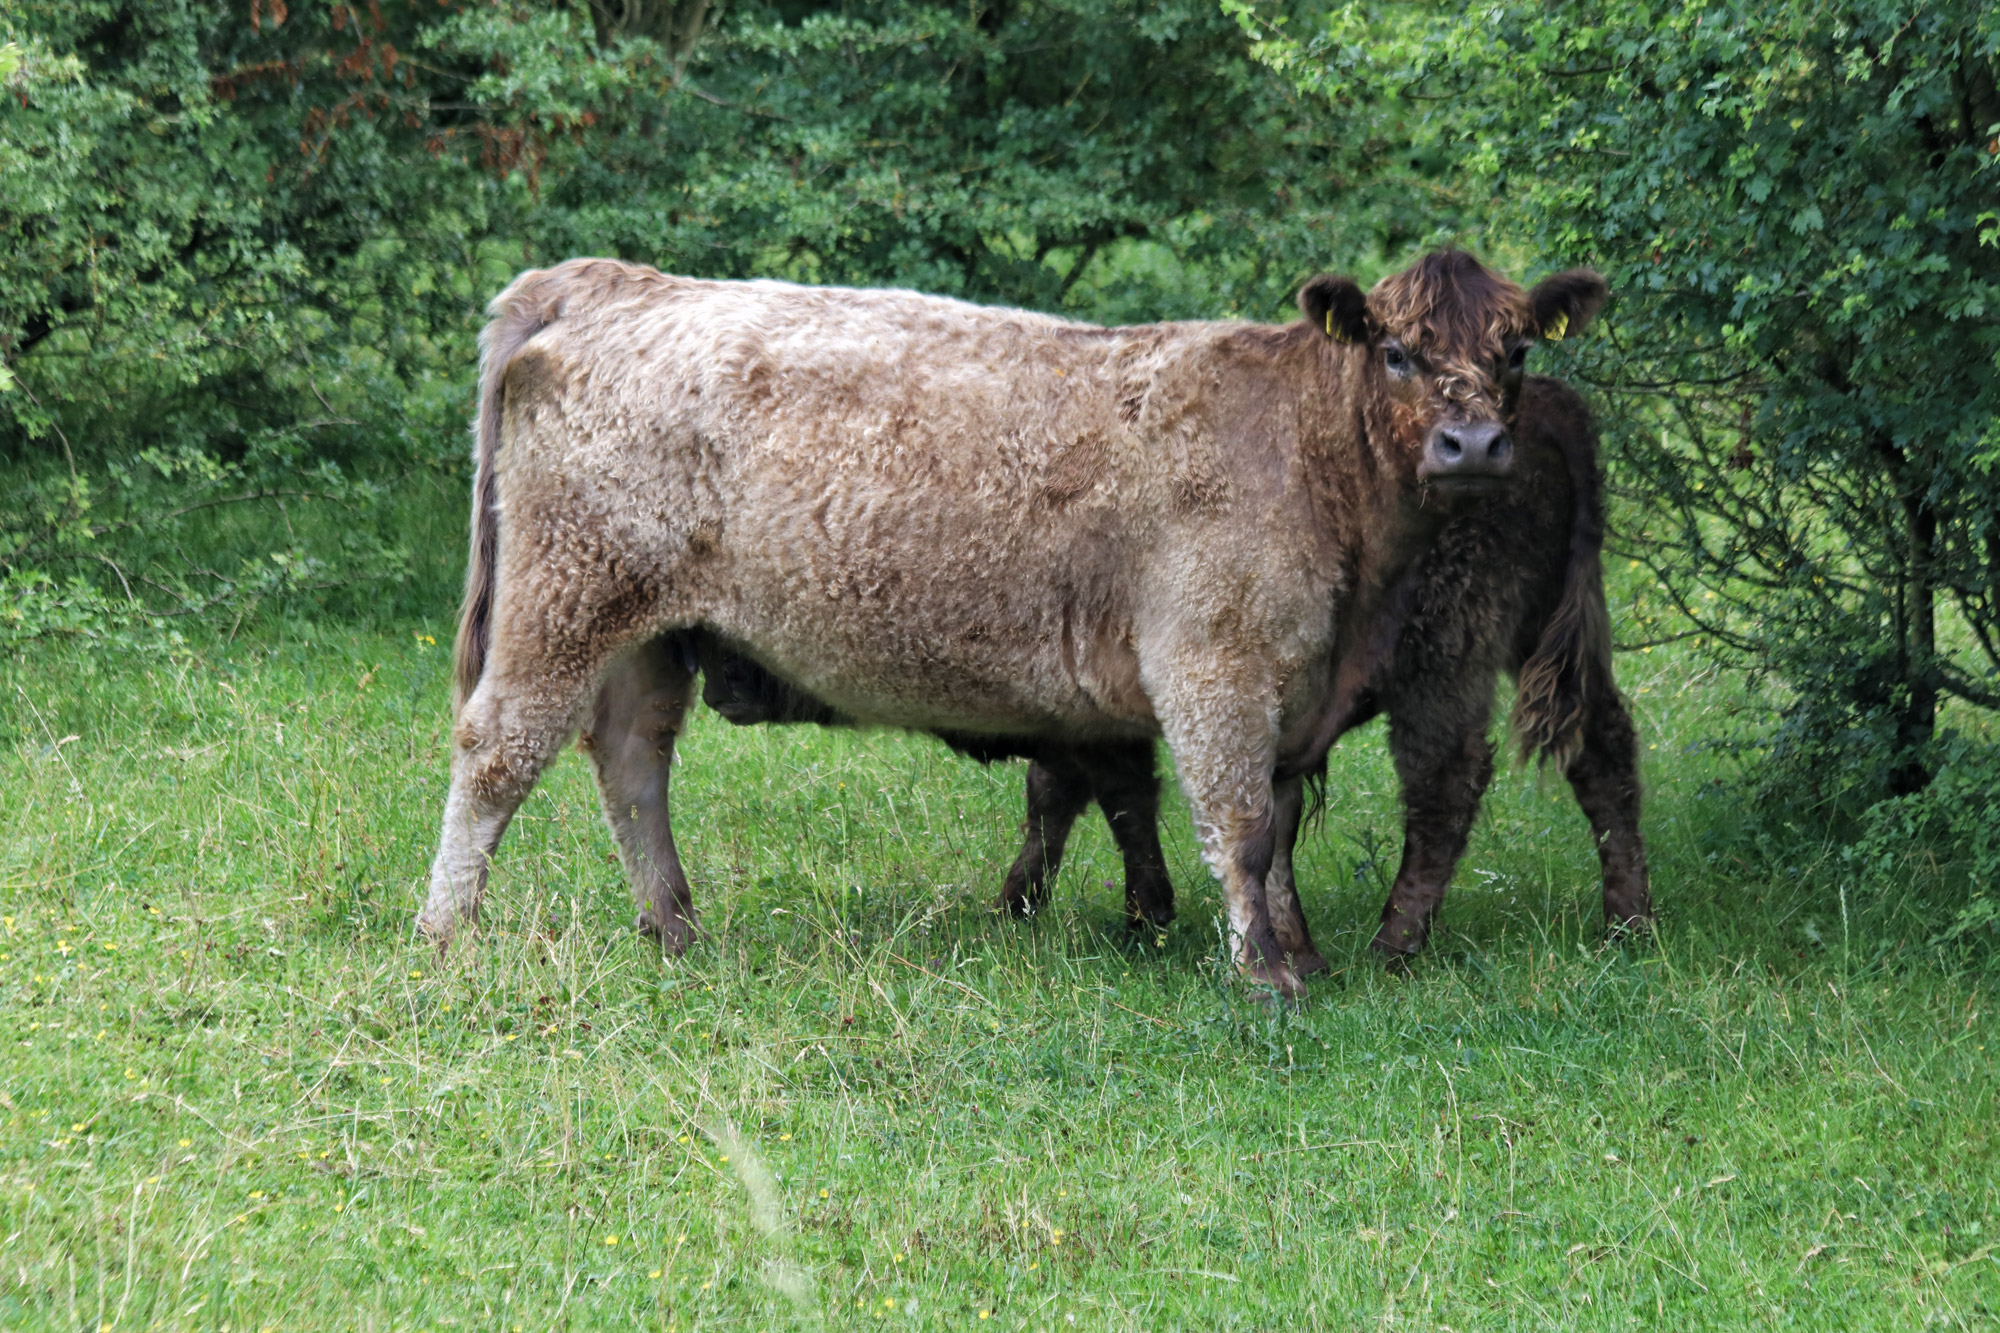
[1843,735,2000,948]
[0,4,519,634]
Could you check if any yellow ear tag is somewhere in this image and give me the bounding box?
[1544,310,1569,342]
[1326,310,1352,344]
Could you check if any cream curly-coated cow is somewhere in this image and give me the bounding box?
[419,252,1607,997]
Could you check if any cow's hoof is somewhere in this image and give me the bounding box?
[636,909,694,955]
[1124,907,1175,937]
[1242,956,1307,1003]
[1370,918,1428,961]
[1125,880,1175,929]
[997,879,1048,920]
[415,908,463,956]
[1287,949,1330,978]
[1603,913,1656,945]
[1369,933,1422,978]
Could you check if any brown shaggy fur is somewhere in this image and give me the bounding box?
[1369,251,1536,416]
[1356,375,1650,956]
[1510,415,1613,771]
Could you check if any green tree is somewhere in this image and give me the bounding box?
[0,0,518,634]
[445,0,1431,318]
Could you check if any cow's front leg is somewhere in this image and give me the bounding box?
[1081,740,1175,932]
[582,636,699,953]
[1263,773,1326,976]
[1209,792,1298,998]
[1564,689,1653,936]
[1372,683,1497,958]
[1156,693,1299,998]
[999,756,1092,919]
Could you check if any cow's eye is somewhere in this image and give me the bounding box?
[1384,344,1409,374]
[1508,345,1528,371]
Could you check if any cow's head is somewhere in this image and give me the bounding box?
[1298,251,1607,494]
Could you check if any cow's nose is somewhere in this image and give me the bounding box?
[1422,420,1513,482]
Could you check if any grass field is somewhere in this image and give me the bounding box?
[2,625,1996,1330]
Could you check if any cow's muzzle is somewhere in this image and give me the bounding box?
[1419,419,1513,487]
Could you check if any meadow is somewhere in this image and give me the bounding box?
[1,624,1996,1330]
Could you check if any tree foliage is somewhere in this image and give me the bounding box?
[449,0,1442,313]
[0,1,514,634]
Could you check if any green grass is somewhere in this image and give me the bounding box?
[1,627,1996,1330]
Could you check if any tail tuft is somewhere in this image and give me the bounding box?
[1511,557,1610,770]
[1511,380,1617,771]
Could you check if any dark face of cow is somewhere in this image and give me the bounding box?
[1298,252,1609,496]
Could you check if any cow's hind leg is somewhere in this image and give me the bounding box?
[1000,755,1092,919]
[1263,773,1327,976]
[1564,689,1653,937]
[1082,740,1175,933]
[584,636,700,951]
[420,647,607,949]
[1371,678,1497,959]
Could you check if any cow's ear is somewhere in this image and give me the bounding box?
[1297,275,1373,345]
[1529,268,1609,342]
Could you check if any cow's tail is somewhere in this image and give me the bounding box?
[454,268,562,714]
[1511,382,1616,771]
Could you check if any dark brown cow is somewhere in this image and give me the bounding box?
[420,250,1604,996]
[695,369,1651,963]
[1329,372,1653,959]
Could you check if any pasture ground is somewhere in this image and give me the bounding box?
[1,626,1995,1330]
